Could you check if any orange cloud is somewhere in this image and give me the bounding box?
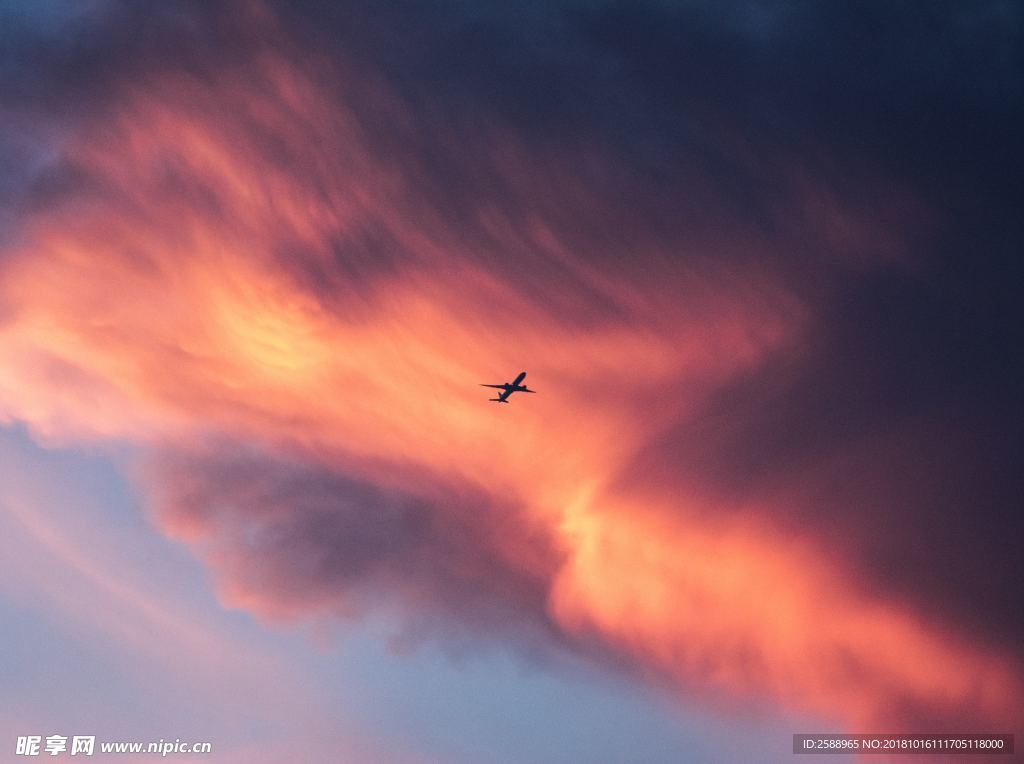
[1,5,1018,739]
[551,498,1018,730]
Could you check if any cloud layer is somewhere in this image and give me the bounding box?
[2,0,1021,738]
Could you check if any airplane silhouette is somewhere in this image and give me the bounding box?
[480,371,535,403]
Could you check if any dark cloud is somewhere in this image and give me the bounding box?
[145,442,562,645]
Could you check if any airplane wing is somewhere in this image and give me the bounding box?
[480,384,506,389]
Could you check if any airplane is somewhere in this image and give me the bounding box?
[480,371,535,403]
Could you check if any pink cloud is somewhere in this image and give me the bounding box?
[0,2,1018,741]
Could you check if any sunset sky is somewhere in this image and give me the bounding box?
[1,1,1022,762]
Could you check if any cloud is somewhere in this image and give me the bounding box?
[1,0,1021,737]
[145,441,560,642]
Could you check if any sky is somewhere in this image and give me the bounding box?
[0,1,1021,762]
